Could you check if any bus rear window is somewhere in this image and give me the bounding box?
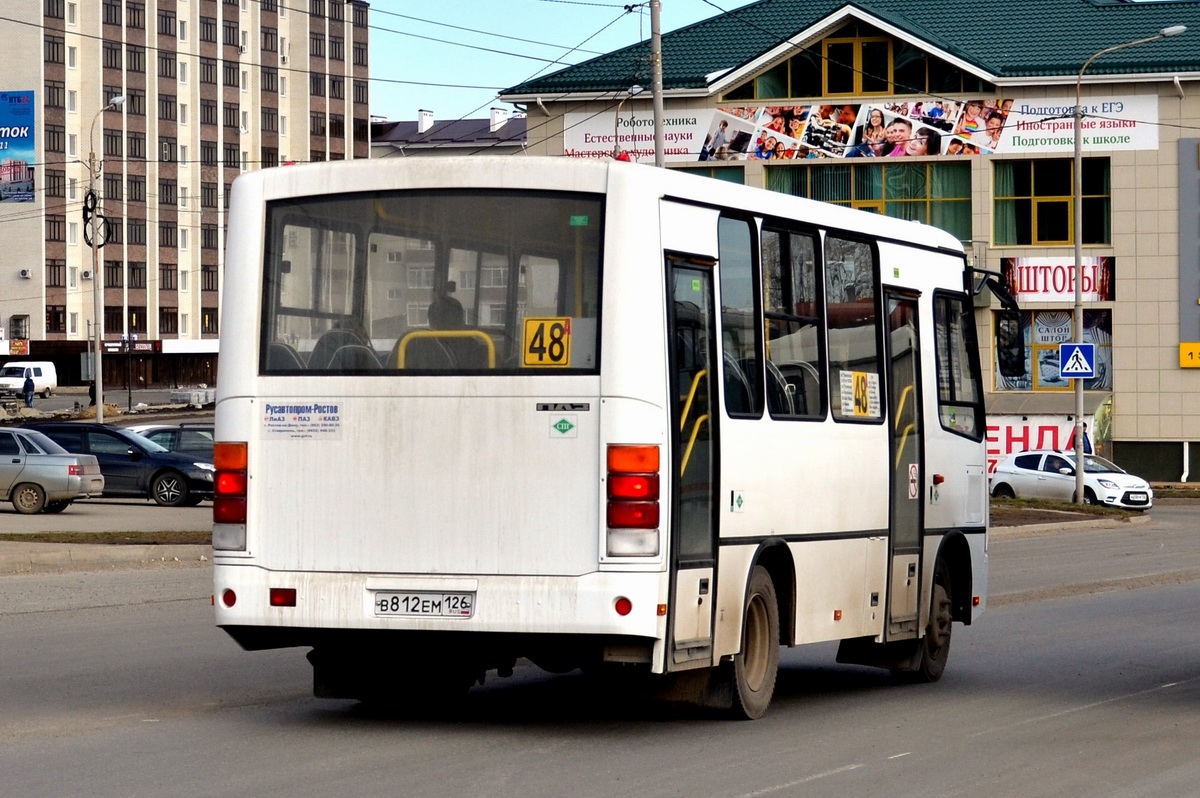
[261,190,603,374]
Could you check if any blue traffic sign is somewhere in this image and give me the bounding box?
[1059,343,1095,379]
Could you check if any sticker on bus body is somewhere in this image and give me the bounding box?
[262,402,343,439]
[839,371,881,419]
[522,317,572,368]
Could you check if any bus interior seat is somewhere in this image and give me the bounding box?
[391,336,456,370]
[267,342,307,370]
[722,352,754,415]
[765,359,796,416]
[309,328,367,370]
[326,344,381,370]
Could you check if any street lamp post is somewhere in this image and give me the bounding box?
[87,94,124,423]
[1071,26,1184,504]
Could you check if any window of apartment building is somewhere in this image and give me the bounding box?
[104,259,123,287]
[354,79,368,105]
[200,17,216,43]
[158,94,177,121]
[329,113,345,138]
[157,9,175,36]
[67,90,77,112]
[68,221,79,244]
[179,229,189,253]
[330,0,344,21]
[158,52,177,79]
[261,107,278,132]
[262,0,278,11]
[160,137,177,163]
[46,0,64,18]
[126,2,144,29]
[103,42,122,69]
[46,306,66,334]
[127,132,145,160]
[66,0,76,22]
[225,183,232,209]
[310,72,326,97]
[127,175,145,202]
[223,103,240,129]
[330,76,344,100]
[767,161,971,242]
[159,179,177,206]
[179,61,187,83]
[310,112,326,136]
[280,75,287,96]
[201,264,218,291]
[160,307,178,335]
[330,36,344,61]
[200,99,217,126]
[127,218,146,246]
[45,35,65,64]
[128,306,147,335]
[223,60,239,87]
[68,134,78,158]
[201,225,219,251]
[202,308,219,335]
[200,57,217,84]
[47,124,65,152]
[46,170,65,198]
[353,3,367,27]
[310,0,325,17]
[179,102,188,124]
[223,20,238,47]
[223,143,240,167]
[104,306,123,333]
[201,182,218,208]
[201,140,218,166]
[68,45,77,68]
[261,146,278,167]
[262,26,278,51]
[46,260,66,287]
[310,149,326,162]
[102,0,120,25]
[103,128,122,157]
[280,115,288,135]
[353,42,367,66]
[126,88,145,115]
[107,218,123,245]
[160,223,177,249]
[103,173,122,201]
[126,44,145,73]
[993,158,1110,246]
[310,33,325,57]
[160,264,177,290]
[353,118,369,143]
[180,313,189,334]
[262,67,278,93]
[128,262,146,289]
[179,20,186,42]
[45,81,65,109]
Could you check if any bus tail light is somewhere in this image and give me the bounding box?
[606,445,660,557]
[213,441,248,551]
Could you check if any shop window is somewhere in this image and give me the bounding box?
[993,309,1111,392]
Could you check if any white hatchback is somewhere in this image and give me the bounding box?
[990,449,1153,510]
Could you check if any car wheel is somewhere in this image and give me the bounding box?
[991,483,1015,499]
[1074,487,1098,506]
[151,472,190,507]
[41,388,52,399]
[12,483,46,514]
[44,500,72,513]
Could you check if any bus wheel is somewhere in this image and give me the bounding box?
[726,565,780,720]
[912,560,953,683]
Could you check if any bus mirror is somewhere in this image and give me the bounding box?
[996,310,1026,378]
[985,276,1020,312]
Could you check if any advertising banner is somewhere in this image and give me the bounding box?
[0,90,35,203]
[564,94,1159,165]
[1001,256,1116,304]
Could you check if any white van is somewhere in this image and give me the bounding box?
[0,361,58,398]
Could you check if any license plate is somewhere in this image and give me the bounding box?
[1128,492,1147,502]
[374,591,475,618]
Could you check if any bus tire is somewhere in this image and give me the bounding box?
[725,565,780,720]
[910,559,953,683]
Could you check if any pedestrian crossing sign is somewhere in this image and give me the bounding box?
[1059,343,1095,379]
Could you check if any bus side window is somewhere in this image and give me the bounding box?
[718,216,763,418]
[762,226,825,419]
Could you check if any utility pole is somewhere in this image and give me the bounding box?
[86,95,124,423]
[650,0,664,166]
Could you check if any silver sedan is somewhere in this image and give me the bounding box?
[0,427,105,514]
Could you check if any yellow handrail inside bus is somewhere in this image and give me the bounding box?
[893,384,913,430]
[396,330,497,368]
[682,413,710,476]
[680,369,708,431]
[894,423,916,469]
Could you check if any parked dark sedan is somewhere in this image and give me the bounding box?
[24,422,214,507]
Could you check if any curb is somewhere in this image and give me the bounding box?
[990,513,1151,538]
[0,543,211,574]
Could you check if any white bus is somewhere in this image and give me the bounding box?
[213,156,992,719]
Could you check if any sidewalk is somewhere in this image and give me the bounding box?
[0,540,210,573]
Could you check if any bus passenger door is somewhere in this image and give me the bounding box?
[885,291,923,639]
[668,258,718,665]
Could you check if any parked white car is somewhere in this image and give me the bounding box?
[990,449,1153,510]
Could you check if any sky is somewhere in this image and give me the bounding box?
[366,0,756,123]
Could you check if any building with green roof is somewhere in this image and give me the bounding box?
[500,0,1200,480]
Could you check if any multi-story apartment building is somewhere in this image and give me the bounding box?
[0,0,370,386]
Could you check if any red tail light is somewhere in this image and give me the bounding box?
[214,441,248,525]
[69,464,82,476]
[606,445,659,530]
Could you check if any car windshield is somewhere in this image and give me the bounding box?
[18,430,67,454]
[1080,454,1124,474]
[120,429,170,453]
[0,367,24,378]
